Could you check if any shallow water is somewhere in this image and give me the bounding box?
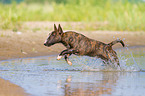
[0,47,145,96]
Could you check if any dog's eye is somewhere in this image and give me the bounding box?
[52,33,55,36]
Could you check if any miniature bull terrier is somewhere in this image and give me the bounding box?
[44,24,125,68]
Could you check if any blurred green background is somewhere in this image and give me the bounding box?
[0,0,145,31]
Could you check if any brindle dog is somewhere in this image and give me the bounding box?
[44,24,125,68]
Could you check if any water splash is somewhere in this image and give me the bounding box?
[56,46,143,72]
[0,47,144,72]
[117,47,141,72]
[46,53,141,72]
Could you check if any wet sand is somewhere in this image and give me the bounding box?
[0,78,28,96]
[0,22,145,96]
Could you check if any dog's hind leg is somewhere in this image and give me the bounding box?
[113,55,121,70]
[107,52,121,69]
[111,50,121,69]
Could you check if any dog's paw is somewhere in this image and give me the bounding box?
[57,55,62,60]
[67,60,72,66]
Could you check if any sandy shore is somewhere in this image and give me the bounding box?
[0,22,145,96]
[0,78,28,96]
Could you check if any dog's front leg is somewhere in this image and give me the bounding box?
[57,49,68,60]
[57,49,78,59]
[57,49,78,65]
[60,49,78,55]
[64,54,72,65]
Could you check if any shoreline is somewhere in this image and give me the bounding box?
[1,45,145,62]
[1,30,145,61]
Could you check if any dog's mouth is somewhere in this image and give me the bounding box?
[44,43,50,47]
[44,43,54,47]
[44,43,47,46]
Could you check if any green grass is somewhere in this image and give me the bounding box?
[0,0,145,31]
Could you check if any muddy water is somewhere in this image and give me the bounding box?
[0,47,145,96]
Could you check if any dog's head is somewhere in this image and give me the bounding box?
[44,24,63,47]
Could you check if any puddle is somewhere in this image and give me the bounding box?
[0,47,145,96]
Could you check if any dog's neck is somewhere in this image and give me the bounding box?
[60,32,71,49]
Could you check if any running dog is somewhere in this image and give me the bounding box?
[44,24,125,68]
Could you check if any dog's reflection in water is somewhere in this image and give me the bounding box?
[64,72,119,96]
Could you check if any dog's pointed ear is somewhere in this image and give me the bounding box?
[54,24,57,31]
[58,24,63,34]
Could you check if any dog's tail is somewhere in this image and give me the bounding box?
[108,39,125,47]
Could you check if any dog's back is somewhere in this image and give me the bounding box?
[61,31,107,56]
